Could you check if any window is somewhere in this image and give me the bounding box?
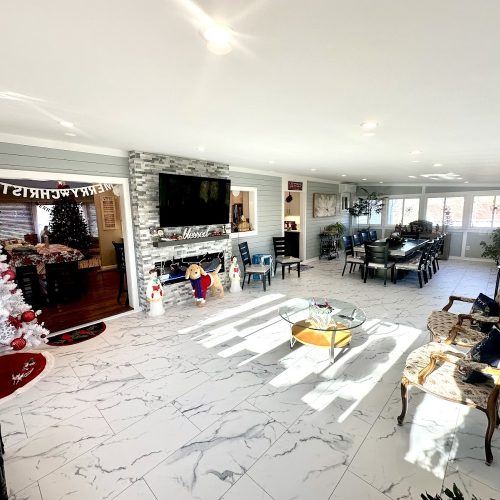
[356,211,382,227]
[230,186,257,236]
[426,197,464,228]
[471,195,500,228]
[387,198,420,225]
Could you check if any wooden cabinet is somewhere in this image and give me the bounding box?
[285,231,300,258]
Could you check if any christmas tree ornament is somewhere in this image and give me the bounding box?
[10,336,27,351]
[1,269,16,281]
[8,315,22,329]
[21,310,36,323]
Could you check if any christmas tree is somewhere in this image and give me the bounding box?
[49,184,92,251]
[0,247,49,351]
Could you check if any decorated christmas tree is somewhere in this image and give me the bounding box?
[49,184,92,251]
[0,248,49,351]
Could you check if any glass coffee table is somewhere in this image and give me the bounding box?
[279,298,366,363]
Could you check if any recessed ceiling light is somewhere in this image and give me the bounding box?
[411,160,420,163]
[433,163,442,167]
[360,121,378,131]
[408,175,417,179]
[310,168,317,172]
[59,120,74,128]
[64,132,76,137]
[341,174,347,177]
[363,132,376,137]
[201,24,233,55]
[379,181,383,184]
[464,181,469,184]
[361,178,367,181]
[410,150,422,155]
[457,177,463,180]
[197,145,205,152]
[268,160,275,164]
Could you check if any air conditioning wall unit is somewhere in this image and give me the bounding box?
[339,184,357,194]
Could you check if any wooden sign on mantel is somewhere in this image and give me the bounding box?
[288,181,303,191]
[100,194,118,230]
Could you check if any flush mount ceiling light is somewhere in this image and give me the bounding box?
[197,145,205,152]
[411,160,420,163]
[59,120,74,128]
[410,150,422,155]
[268,160,275,164]
[408,175,417,179]
[64,132,76,137]
[231,190,240,197]
[363,132,376,137]
[341,174,347,177]
[360,121,378,131]
[310,168,317,171]
[420,172,462,181]
[201,24,233,55]
[361,178,367,181]
[433,163,442,167]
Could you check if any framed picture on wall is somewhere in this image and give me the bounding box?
[313,193,337,217]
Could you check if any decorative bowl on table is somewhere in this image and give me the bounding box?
[308,300,335,329]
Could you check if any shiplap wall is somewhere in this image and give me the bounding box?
[306,181,349,260]
[0,203,34,239]
[229,170,282,257]
[0,142,128,177]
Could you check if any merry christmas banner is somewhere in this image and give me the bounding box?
[0,182,114,200]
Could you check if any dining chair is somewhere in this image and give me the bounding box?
[45,261,81,304]
[393,241,430,288]
[341,235,365,278]
[352,233,363,247]
[364,242,395,286]
[369,230,378,241]
[113,241,129,306]
[238,241,271,291]
[360,231,370,244]
[495,260,500,298]
[15,265,44,308]
[272,237,301,279]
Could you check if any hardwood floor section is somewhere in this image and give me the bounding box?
[38,269,132,333]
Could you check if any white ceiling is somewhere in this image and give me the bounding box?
[1,0,500,184]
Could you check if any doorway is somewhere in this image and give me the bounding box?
[0,170,138,334]
[283,191,302,258]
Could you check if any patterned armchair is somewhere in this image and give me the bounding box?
[427,293,500,348]
[398,342,500,465]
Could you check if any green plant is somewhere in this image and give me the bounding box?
[421,483,479,500]
[324,221,346,236]
[348,188,384,229]
[480,228,500,262]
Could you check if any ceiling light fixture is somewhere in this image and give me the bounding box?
[268,160,275,164]
[360,121,378,131]
[433,163,442,167]
[64,132,76,137]
[411,160,420,163]
[310,168,317,172]
[197,145,205,152]
[379,181,383,184]
[202,24,233,55]
[464,181,469,184]
[59,120,74,128]
[410,150,422,155]
[408,175,417,179]
[363,132,376,137]
[361,178,367,181]
[341,174,347,177]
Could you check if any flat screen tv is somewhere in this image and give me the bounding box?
[159,173,230,227]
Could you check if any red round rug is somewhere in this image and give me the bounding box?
[47,322,106,346]
[0,352,53,402]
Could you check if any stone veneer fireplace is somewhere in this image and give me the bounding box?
[129,151,232,309]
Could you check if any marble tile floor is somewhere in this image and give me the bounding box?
[2,258,500,500]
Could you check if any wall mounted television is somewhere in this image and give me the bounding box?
[159,173,230,227]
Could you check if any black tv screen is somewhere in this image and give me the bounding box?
[159,173,230,227]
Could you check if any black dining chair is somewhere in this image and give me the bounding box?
[113,241,129,306]
[45,261,81,304]
[360,232,370,244]
[369,230,378,241]
[394,242,431,288]
[341,235,365,278]
[352,233,363,247]
[15,265,44,309]
[364,242,395,286]
[273,237,301,279]
[238,242,271,291]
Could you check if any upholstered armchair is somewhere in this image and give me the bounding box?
[427,294,500,348]
[398,342,500,465]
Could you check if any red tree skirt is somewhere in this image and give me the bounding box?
[0,352,53,401]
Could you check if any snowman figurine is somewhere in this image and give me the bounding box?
[229,256,242,293]
[146,268,165,317]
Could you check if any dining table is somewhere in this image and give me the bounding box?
[6,243,84,275]
[354,238,429,258]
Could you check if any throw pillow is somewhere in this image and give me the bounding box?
[471,293,499,333]
[462,325,500,383]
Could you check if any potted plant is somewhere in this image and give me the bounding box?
[323,222,346,236]
[480,228,500,263]
[348,188,384,230]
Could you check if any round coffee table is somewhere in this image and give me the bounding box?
[279,298,366,363]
